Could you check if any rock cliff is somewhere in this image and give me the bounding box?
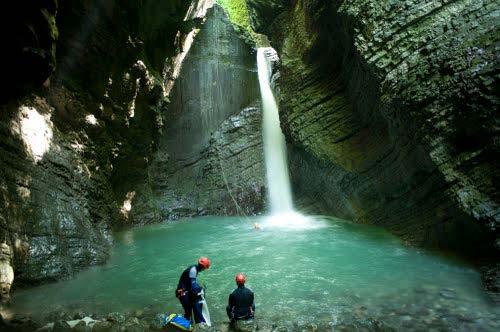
[0,0,265,287]
[1,0,498,298]
[247,0,499,262]
[133,5,265,222]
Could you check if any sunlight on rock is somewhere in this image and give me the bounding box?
[165,30,199,96]
[186,0,214,20]
[76,164,92,178]
[71,141,85,153]
[128,78,140,120]
[165,0,214,96]
[134,60,154,87]
[85,114,98,125]
[12,106,53,163]
[120,191,136,219]
[15,175,31,200]
[14,238,29,263]
[0,307,13,320]
[16,187,30,200]
[103,77,113,101]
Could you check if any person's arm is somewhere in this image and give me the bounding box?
[227,293,235,319]
[189,266,203,294]
[250,291,255,314]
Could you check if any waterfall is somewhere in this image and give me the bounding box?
[257,48,294,214]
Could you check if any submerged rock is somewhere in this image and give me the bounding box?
[52,320,72,332]
[229,319,259,332]
[106,312,126,324]
[1,313,40,332]
[89,320,112,332]
[121,317,145,332]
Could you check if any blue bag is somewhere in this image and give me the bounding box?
[160,313,193,331]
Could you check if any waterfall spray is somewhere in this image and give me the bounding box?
[257,48,294,215]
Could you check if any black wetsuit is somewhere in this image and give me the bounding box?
[226,285,255,321]
[176,265,205,323]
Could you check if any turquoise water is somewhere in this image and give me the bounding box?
[10,216,499,329]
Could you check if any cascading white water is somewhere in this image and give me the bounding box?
[257,48,294,214]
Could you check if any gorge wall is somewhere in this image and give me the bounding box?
[247,0,499,268]
[0,0,265,289]
[132,5,265,223]
[0,0,180,285]
[1,0,498,298]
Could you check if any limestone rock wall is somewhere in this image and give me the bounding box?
[134,5,265,222]
[0,95,114,283]
[0,0,206,284]
[247,0,499,259]
[0,0,265,286]
[144,106,265,221]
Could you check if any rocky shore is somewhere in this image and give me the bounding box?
[2,284,499,331]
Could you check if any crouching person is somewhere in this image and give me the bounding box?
[226,273,255,322]
[176,256,211,324]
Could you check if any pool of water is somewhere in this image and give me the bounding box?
[10,215,500,330]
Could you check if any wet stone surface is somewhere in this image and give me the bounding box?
[1,292,499,332]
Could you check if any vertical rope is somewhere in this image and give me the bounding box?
[213,6,253,225]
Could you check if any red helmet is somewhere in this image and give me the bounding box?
[198,257,211,269]
[235,273,246,285]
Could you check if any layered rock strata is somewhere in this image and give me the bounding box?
[247,0,499,261]
[133,5,265,222]
[0,0,232,286]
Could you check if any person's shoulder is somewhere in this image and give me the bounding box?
[245,286,254,293]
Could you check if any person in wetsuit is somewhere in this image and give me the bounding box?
[176,257,211,323]
[226,273,255,321]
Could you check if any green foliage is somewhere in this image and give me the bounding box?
[216,0,256,40]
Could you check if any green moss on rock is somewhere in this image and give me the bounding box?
[216,0,257,42]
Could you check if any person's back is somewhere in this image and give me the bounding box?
[227,273,255,321]
[176,264,198,295]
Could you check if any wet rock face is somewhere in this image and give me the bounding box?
[0,96,114,283]
[0,1,200,284]
[0,0,263,284]
[245,0,287,35]
[134,5,264,222]
[146,106,266,221]
[165,5,259,163]
[53,0,194,96]
[248,1,499,257]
